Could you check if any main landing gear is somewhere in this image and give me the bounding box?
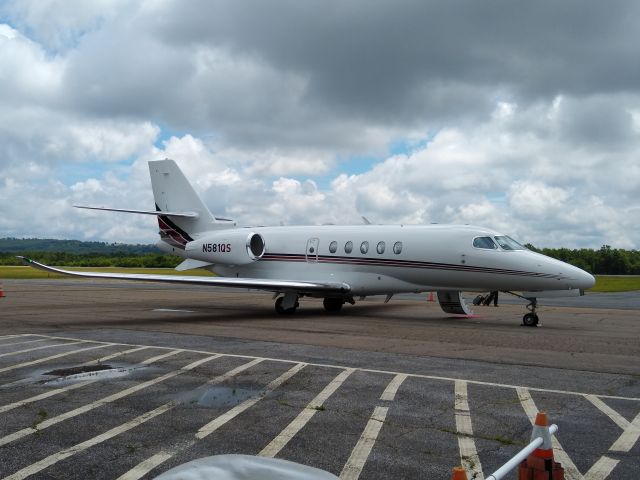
[275,293,299,315]
[323,297,344,313]
[274,295,354,315]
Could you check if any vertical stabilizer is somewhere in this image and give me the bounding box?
[149,159,217,247]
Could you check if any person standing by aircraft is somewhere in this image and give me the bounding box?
[484,291,499,306]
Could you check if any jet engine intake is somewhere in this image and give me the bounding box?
[186,231,265,266]
[436,290,473,316]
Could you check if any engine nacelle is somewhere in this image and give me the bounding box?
[185,230,266,266]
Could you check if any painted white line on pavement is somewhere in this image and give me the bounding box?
[0,339,48,348]
[259,368,355,458]
[585,395,631,430]
[0,349,192,415]
[516,387,621,480]
[455,380,484,480]
[0,343,112,374]
[80,346,151,366]
[30,334,640,402]
[0,341,85,359]
[153,308,195,313]
[197,362,306,439]
[110,359,292,480]
[115,453,174,480]
[3,402,175,480]
[340,405,389,480]
[609,410,640,453]
[0,353,221,447]
[380,373,407,401]
[139,349,184,365]
[584,457,620,480]
[0,335,30,341]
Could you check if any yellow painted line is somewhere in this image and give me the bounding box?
[3,402,176,480]
[0,341,85,359]
[454,380,484,480]
[379,373,407,401]
[260,368,354,458]
[0,344,112,374]
[0,353,221,447]
[340,406,388,480]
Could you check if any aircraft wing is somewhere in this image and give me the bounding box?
[18,257,351,294]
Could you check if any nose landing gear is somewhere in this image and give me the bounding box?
[504,292,541,327]
[522,298,539,327]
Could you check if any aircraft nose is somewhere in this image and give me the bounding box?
[577,269,596,290]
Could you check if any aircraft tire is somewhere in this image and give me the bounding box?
[522,313,539,327]
[323,297,343,313]
[275,297,297,315]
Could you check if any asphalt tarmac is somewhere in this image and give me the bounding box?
[0,279,638,479]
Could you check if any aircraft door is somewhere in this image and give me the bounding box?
[306,237,319,263]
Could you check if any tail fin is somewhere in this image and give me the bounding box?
[149,159,220,248]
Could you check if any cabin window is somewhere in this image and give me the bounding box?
[329,241,338,253]
[494,235,526,251]
[473,236,497,250]
[360,241,369,254]
[344,241,353,254]
[393,241,403,254]
[376,241,386,254]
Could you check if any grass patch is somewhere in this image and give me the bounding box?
[31,408,48,431]
[0,266,214,279]
[591,276,640,292]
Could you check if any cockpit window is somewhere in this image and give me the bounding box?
[473,236,497,249]
[494,235,526,251]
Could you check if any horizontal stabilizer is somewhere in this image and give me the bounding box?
[74,205,199,218]
[175,259,214,271]
[18,257,351,295]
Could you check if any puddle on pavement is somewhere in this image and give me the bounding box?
[177,384,262,408]
[44,364,114,376]
[0,363,150,389]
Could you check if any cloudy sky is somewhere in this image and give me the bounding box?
[1,0,639,249]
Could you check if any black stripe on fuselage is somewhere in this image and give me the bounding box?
[260,253,562,279]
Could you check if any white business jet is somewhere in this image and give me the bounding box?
[21,159,595,326]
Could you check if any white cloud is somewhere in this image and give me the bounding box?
[0,1,639,249]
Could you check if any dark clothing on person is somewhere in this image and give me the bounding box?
[484,291,499,306]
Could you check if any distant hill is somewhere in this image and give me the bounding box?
[0,238,159,254]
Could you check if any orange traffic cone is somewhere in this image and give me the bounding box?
[427,292,435,302]
[451,466,468,479]
[518,412,564,480]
